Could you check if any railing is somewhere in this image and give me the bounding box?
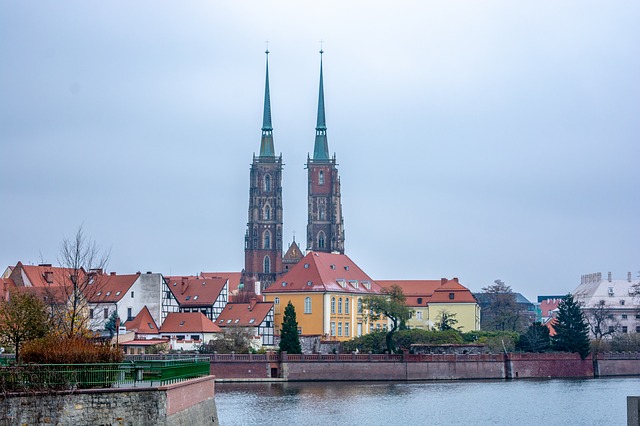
[0,358,210,392]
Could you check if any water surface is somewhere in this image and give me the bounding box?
[216,378,640,425]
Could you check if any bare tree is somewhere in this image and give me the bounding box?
[585,300,619,353]
[480,280,524,332]
[51,226,110,338]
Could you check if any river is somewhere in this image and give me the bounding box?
[216,377,640,425]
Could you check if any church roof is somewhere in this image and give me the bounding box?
[263,251,381,295]
[283,240,304,262]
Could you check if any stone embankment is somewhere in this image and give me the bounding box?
[204,351,640,381]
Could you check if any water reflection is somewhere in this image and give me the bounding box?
[216,378,640,426]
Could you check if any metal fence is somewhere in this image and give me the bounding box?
[0,357,210,392]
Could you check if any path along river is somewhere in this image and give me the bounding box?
[216,377,640,425]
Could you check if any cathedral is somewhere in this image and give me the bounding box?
[242,50,345,291]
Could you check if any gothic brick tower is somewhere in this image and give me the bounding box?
[243,50,283,291]
[306,50,345,254]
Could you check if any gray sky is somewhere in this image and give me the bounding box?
[1,1,638,302]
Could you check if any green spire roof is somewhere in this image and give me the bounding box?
[260,50,275,157]
[313,50,330,161]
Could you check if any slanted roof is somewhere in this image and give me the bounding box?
[161,312,222,334]
[0,277,15,301]
[10,262,87,288]
[88,273,139,303]
[125,306,158,334]
[283,240,304,262]
[201,272,242,294]
[263,251,382,295]
[216,300,273,328]
[120,338,169,347]
[165,276,227,307]
[378,278,477,306]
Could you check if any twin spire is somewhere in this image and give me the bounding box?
[258,49,330,161]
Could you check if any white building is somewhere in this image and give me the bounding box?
[572,271,640,337]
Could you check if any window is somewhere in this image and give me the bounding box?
[622,314,628,319]
[304,297,312,314]
[191,335,200,341]
[274,297,280,305]
[177,335,185,341]
[104,308,109,319]
[338,298,343,314]
[130,291,134,298]
[319,170,324,185]
[345,322,350,337]
[417,311,423,320]
[636,315,640,320]
[417,297,422,304]
[331,322,336,336]
[338,322,342,337]
[263,230,272,249]
[318,232,326,249]
[357,298,363,314]
[263,205,271,220]
[116,291,121,296]
[345,298,349,314]
[609,326,615,333]
[319,206,326,220]
[127,307,132,321]
[620,300,626,305]
[622,326,628,333]
[636,326,640,333]
[331,297,336,314]
[185,296,191,301]
[249,318,256,324]
[264,174,272,192]
[263,256,271,274]
[449,293,455,300]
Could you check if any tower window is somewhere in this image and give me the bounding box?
[263,256,271,274]
[263,205,271,220]
[263,230,272,249]
[264,174,272,192]
[319,170,325,185]
[318,231,326,249]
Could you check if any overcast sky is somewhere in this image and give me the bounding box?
[1,1,638,301]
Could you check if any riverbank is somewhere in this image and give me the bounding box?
[206,351,640,381]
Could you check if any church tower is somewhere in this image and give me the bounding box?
[243,50,283,291]
[306,50,345,254]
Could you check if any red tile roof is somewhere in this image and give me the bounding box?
[125,306,159,334]
[165,276,227,306]
[0,278,15,301]
[216,299,273,327]
[10,262,87,288]
[378,278,477,306]
[539,298,561,317]
[87,273,139,303]
[263,252,382,295]
[161,312,222,333]
[120,338,169,347]
[201,272,242,293]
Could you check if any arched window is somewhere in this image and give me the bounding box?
[304,297,312,314]
[263,256,271,274]
[345,298,350,314]
[263,230,271,249]
[338,298,343,314]
[264,174,272,192]
[319,170,325,185]
[263,205,271,220]
[319,206,326,220]
[331,297,336,314]
[357,298,363,314]
[318,232,326,249]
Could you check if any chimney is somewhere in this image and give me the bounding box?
[255,281,261,295]
[452,277,459,283]
[608,272,612,282]
[110,272,116,276]
[249,297,258,311]
[628,272,632,283]
[440,278,447,285]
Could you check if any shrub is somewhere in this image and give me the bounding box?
[21,336,124,364]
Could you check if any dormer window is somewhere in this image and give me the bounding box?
[226,319,232,324]
[194,295,199,300]
[116,291,121,296]
[449,293,455,300]
[249,318,255,324]
[417,297,422,304]
[179,321,185,326]
[185,296,191,301]
[344,266,349,271]
[106,292,111,296]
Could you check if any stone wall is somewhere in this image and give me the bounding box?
[0,376,218,426]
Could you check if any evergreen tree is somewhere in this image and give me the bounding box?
[517,322,550,352]
[552,293,590,359]
[104,311,119,338]
[279,301,302,354]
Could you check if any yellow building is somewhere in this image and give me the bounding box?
[263,251,385,341]
[377,278,481,331]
